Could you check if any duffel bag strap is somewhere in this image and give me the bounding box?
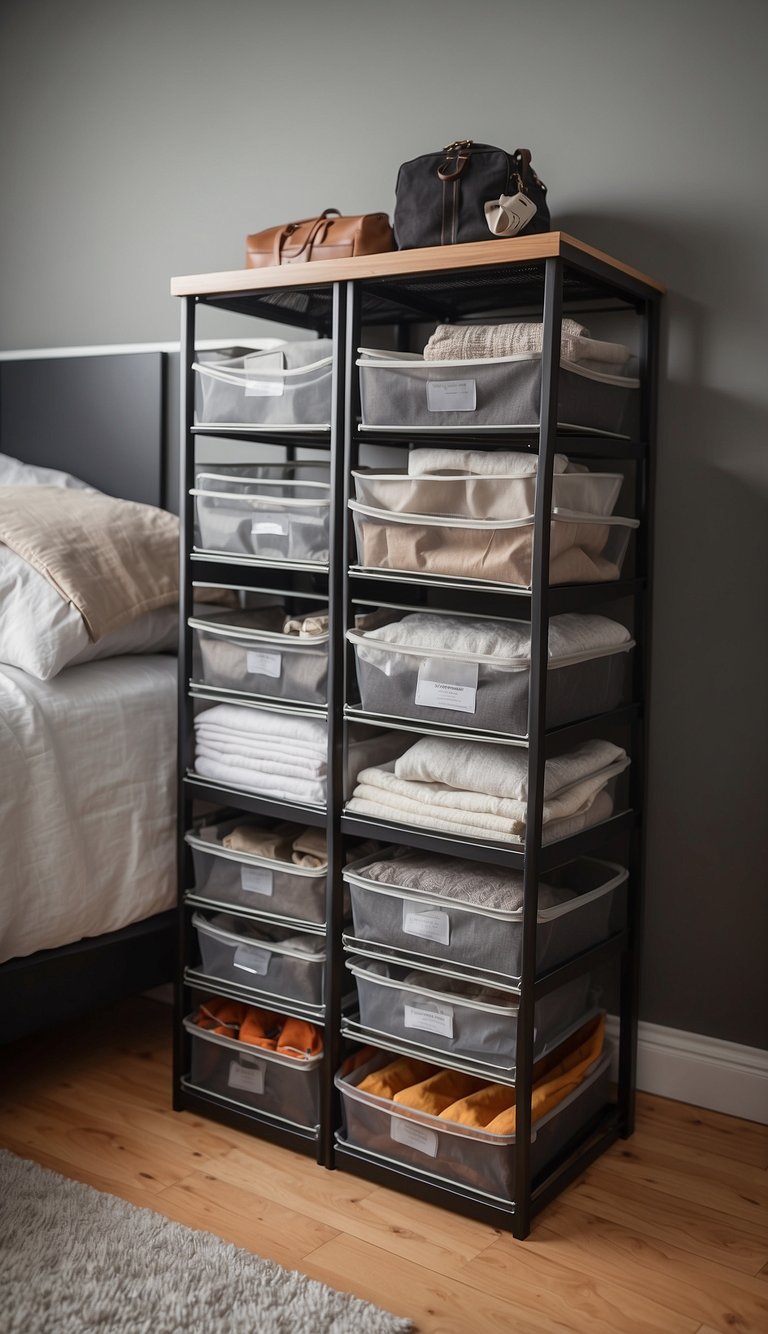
[437,139,473,181]
[273,209,341,264]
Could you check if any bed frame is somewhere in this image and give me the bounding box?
[0,347,180,1043]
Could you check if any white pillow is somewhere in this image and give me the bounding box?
[0,452,177,678]
[0,451,95,491]
[0,544,178,679]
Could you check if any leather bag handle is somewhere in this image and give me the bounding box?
[437,139,473,182]
[273,209,341,264]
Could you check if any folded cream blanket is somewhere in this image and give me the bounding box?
[0,485,178,641]
[406,448,570,478]
[356,611,631,669]
[423,321,631,367]
[394,736,626,802]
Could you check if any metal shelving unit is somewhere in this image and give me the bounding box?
[172,234,662,1236]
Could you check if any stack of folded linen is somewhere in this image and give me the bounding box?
[347,735,628,844]
[423,320,633,373]
[194,703,328,805]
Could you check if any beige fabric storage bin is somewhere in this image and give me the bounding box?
[352,467,623,521]
[193,340,333,428]
[186,818,329,927]
[349,500,637,586]
[357,348,639,436]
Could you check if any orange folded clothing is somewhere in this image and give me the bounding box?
[486,1014,605,1135]
[358,1056,438,1100]
[441,1081,515,1128]
[196,998,248,1036]
[277,1017,324,1060]
[393,1068,484,1117]
[194,999,323,1060]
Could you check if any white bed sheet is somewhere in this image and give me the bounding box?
[0,655,177,963]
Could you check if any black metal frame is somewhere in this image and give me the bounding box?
[173,246,661,1237]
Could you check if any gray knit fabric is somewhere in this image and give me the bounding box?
[360,850,574,912]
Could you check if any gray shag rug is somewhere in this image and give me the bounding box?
[0,1150,412,1333]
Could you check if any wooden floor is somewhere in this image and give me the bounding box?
[1,998,766,1333]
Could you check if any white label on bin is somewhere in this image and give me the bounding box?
[414,658,478,714]
[244,351,285,397]
[402,903,450,946]
[240,865,274,897]
[246,650,282,679]
[426,379,476,412]
[228,1058,266,1095]
[390,1115,439,1158]
[403,1001,454,1039]
[252,520,287,537]
[233,943,271,975]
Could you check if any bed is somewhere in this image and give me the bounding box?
[0,348,180,1043]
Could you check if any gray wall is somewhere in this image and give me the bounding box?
[1,0,766,1049]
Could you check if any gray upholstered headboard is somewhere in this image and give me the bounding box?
[0,350,178,511]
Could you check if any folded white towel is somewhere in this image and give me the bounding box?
[406,448,570,479]
[393,736,625,803]
[423,321,632,367]
[194,702,327,748]
[195,754,327,806]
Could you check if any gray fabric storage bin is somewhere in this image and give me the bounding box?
[194,341,333,428]
[186,819,329,927]
[349,501,638,587]
[348,615,633,736]
[193,473,330,565]
[346,955,592,1073]
[352,468,624,521]
[184,1016,321,1129]
[357,348,639,437]
[191,610,329,706]
[336,1045,612,1203]
[343,853,626,985]
[192,911,325,1008]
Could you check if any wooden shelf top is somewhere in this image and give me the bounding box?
[170,231,665,300]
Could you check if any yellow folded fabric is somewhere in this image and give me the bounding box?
[393,1068,483,1117]
[358,1057,438,1100]
[486,1014,605,1135]
[440,1082,516,1128]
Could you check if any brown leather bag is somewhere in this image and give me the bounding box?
[245,208,394,268]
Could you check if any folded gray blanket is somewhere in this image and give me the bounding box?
[359,849,574,913]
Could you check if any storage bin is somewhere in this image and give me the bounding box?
[193,340,333,428]
[343,853,626,984]
[352,467,623,521]
[348,612,633,735]
[185,819,329,926]
[349,501,637,587]
[184,1014,321,1129]
[357,348,639,437]
[346,955,593,1073]
[193,473,330,565]
[190,609,329,706]
[192,911,325,1008]
[336,1045,612,1202]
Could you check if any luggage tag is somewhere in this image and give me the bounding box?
[484,193,537,237]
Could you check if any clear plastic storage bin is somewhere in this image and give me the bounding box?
[346,955,593,1074]
[343,853,626,984]
[349,500,638,587]
[193,340,333,428]
[336,1045,612,1203]
[357,348,639,437]
[184,1015,321,1129]
[186,819,329,926]
[194,473,331,565]
[348,613,633,735]
[192,911,325,1009]
[190,609,329,706]
[352,467,624,521]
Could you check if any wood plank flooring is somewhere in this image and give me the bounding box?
[1,997,765,1333]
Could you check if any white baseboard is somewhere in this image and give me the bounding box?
[606,1016,768,1124]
